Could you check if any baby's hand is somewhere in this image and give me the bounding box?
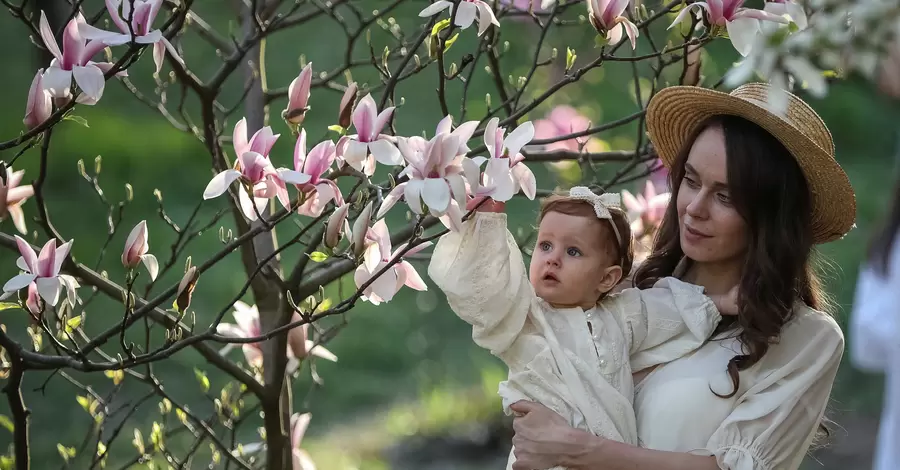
[710,284,740,316]
[466,196,505,213]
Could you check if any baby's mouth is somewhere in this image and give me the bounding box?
[543,273,559,282]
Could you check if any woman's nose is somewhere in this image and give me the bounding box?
[685,190,709,219]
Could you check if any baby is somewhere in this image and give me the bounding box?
[427,187,730,470]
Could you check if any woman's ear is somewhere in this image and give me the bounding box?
[595,264,624,297]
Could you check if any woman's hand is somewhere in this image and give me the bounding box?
[508,400,600,470]
[466,195,505,213]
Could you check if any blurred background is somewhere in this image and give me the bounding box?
[0,0,895,468]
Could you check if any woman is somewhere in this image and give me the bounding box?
[506,83,856,470]
[849,44,900,470]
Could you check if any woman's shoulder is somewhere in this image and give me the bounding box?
[765,302,844,359]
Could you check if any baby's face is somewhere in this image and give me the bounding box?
[529,211,618,310]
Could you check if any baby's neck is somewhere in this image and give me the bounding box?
[544,299,597,311]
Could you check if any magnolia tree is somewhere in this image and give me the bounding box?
[0,0,896,468]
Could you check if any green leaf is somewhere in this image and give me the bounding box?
[76,395,91,413]
[65,316,82,334]
[594,34,609,48]
[63,115,89,128]
[57,444,76,461]
[193,368,210,393]
[431,18,451,37]
[0,303,22,312]
[566,47,577,71]
[307,251,329,262]
[0,415,13,433]
[327,125,345,135]
[444,33,460,52]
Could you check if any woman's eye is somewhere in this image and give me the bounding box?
[716,192,732,205]
[684,176,699,188]
[567,247,582,257]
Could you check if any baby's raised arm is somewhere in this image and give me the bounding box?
[427,204,536,355]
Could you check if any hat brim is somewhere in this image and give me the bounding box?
[646,86,856,244]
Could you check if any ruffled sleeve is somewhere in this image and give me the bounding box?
[849,237,900,372]
[700,309,844,470]
[427,212,534,355]
[605,277,721,371]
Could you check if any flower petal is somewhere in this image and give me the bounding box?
[141,254,159,281]
[421,178,451,214]
[399,261,428,291]
[418,0,453,17]
[454,2,477,29]
[511,162,536,200]
[14,235,38,273]
[35,276,61,306]
[726,17,760,57]
[369,139,403,166]
[3,273,37,294]
[343,140,370,171]
[53,240,73,276]
[504,121,535,157]
[72,64,105,101]
[233,118,249,158]
[203,169,242,199]
[403,180,425,214]
[39,12,63,61]
[376,183,406,219]
[42,64,73,99]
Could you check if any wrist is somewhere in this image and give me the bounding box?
[560,427,606,469]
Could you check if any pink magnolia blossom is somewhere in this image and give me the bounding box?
[378,133,468,231]
[24,69,52,130]
[338,82,358,129]
[463,117,536,202]
[646,157,669,192]
[284,63,313,125]
[622,180,671,238]
[763,0,807,30]
[1,167,34,235]
[203,118,309,221]
[121,220,159,280]
[289,130,344,217]
[38,12,123,105]
[3,236,78,307]
[216,301,337,370]
[324,203,352,250]
[25,282,43,316]
[78,0,183,73]
[668,0,789,56]
[419,0,500,36]
[587,0,639,49]
[342,94,403,176]
[533,105,593,152]
[351,202,375,258]
[290,413,316,470]
[353,219,429,305]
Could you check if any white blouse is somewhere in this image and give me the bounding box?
[850,236,900,470]
[634,302,844,470]
[427,212,721,450]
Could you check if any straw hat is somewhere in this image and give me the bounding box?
[645,83,856,244]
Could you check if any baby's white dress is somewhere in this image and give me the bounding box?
[427,213,722,468]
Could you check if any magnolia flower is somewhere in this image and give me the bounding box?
[287,130,343,217]
[338,82,358,129]
[78,0,183,73]
[290,413,316,470]
[342,94,402,176]
[533,105,594,153]
[24,69,52,130]
[351,202,375,258]
[378,133,468,231]
[354,219,428,305]
[204,118,309,220]
[419,0,500,36]
[284,63,313,125]
[464,118,536,202]
[3,236,78,308]
[25,282,43,316]
[216,301,336,370]
[669,0,788,57]
[324,203,351,249]
[38,12,122,104]
[1,167,34,235]
[122,220,159,280]
[434,114,479,155]
[174,266,198,313]
[622,180,671,238]
[587,0,639,49]
[764,0,807,30]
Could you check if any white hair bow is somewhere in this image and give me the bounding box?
[567,186,622,220]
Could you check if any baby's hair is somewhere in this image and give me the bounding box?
[537,192,635,280]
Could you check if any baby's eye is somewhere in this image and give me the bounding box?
[539,241,552,251]
[566,247,582,257]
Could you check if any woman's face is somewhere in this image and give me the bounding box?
[676,125,749,266]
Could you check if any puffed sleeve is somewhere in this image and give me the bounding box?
[849,239,900,372]
[604,277,721,371]
[700,309,844,470]
[427,212,535,355]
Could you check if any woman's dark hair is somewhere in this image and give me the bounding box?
[867,178,900,275]
[634,115,833,399]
